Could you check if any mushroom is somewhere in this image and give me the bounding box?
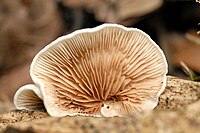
[14,24,168,117]
[62,0,163,25]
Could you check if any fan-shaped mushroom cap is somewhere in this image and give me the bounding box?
[14,84,43,110]
[14,24,168,117]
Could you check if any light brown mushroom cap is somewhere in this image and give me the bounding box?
[62,0,163,25]
[14,84,43,110]
[14,24,168,117]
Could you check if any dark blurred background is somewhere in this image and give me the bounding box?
[0,0,199,112]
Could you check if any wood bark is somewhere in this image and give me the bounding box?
[1,76,200,133]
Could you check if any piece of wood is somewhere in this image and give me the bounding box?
[1,75,200,133]
[157,75,200,110]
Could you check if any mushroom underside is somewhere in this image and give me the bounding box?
[14,85,44,110]
[14,25,167,117]
[30,26,167,117]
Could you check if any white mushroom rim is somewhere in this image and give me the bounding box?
[14,23,168,117]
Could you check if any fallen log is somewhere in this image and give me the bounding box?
[1,76,200,133]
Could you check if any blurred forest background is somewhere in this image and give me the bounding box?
[0,0,199,113]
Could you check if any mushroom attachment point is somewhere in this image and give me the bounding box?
[14,24,168,117]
